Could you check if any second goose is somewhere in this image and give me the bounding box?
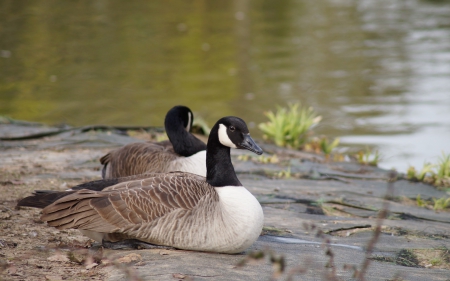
[101,105,207,178]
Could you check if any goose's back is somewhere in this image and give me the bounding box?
[101,141,178,178]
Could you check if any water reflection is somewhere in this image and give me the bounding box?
[1,0,450,171]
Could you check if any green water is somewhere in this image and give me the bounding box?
[1,0,450,171]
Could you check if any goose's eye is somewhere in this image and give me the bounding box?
[229,126,235,132]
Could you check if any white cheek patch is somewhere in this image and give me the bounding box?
[218,124,237,148]
[186,112,192,132]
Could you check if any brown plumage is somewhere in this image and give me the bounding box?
[100,141,179,178]
[41,172,213,242]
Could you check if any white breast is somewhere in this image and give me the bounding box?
[213,186,264,253]
[168,150,207,177]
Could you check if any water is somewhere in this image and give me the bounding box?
[1,0,450,172]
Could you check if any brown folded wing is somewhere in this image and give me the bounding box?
[100,141,178,178]
[40,173,216,234]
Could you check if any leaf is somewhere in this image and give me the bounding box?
[47,254,69,263]
[85,262,98,270]
[116,253,142,264]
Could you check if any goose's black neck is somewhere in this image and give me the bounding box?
[167,126,206,157]
[165,107,207,157]
[206,125,242,187]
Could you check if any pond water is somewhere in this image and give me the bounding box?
[1,0,450,172]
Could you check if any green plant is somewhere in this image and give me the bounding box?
[276,166,291,179]
[434,152,450,187]
[406,153,450,189]
[433,197,450,211]
[356,147,380,166]
[416,194,427,207]
[311,197,326,207]
[303,136,340,158]
[256,154,279,164]
[407,163,435,182]
[237,154,279,164]
[259,103,321,149]
[237,154,251,161]
[430,257,442,266]
[407,167,417,181]
[320,137,340,158]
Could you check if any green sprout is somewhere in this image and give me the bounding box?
[237,154,251,161]
[237,154,279,164]
[434,152,450,187]
[416,194,427,208]
[320,137,340,159]
[407,152,450,189]
[256,155,279,164]
[259,103,322,149]
[407,167,417,181]
[416,194,450,211]
[433,197,450,211]
[407,163,435,182]
[356,147,380,166]
[276,166,291,179]
[303,136,340,160]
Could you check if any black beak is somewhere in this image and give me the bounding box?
[238,134,263,155]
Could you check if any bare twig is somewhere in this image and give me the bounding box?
[301,223,339,281]
[356,170,397,280]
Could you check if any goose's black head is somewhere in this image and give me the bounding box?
[165,105,193,133]
[214,116,263,155]
[206,116,263,187]
[164,105,206,157]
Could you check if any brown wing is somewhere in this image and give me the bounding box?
[100,142,178,178]
[40,173,216,233]
[16,172,206,210]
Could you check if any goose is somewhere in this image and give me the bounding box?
[17,116,264,254]
[100,105,207,179]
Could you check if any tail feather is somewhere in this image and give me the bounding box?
[70,178,119,191]
[16,172,167,210]
[99,153,111,165]
[17,190,76,209]
[100,153,111,179]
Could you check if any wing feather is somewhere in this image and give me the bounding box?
[40,173,216,234]
[101,142,178,178]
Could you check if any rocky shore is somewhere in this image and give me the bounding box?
[1,120,449,280]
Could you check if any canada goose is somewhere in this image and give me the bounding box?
[100,105,207,179]
[18,116,264,254]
